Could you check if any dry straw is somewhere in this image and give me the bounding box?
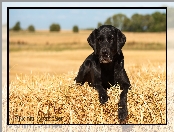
[9,62,166,124]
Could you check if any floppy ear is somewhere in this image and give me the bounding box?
[87,29,98,54]
[116,29,126,54]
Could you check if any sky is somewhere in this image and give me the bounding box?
[3,2,174,30]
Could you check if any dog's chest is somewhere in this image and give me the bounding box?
[100,63,114,81]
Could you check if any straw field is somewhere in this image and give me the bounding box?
[9,50,166,124]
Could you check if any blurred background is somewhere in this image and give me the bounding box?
[6,7,168,82]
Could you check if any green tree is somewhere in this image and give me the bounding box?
[72,25,79,33]
[97,22,102,28]
[12,21,21,31]
[121,17,131,31]
[50,23,61,32]
[104,17,112,25]
[141,14,154,32]
[129,14,144,32]
[28,25,35,32]
[102,12,166,32]
[129,13,165,32]
[150,12,166,32]
[112,13,128,30]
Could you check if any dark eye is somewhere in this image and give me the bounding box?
[108,36,114,43]
[97,37,103,43]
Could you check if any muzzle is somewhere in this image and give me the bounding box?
[99,48,112,63]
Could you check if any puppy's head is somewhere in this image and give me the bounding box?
[87,25,126,63]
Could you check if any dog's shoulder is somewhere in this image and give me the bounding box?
[85,52,98,60]
[82,52,100,66]
[113,51,124,61]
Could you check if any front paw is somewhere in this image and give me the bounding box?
[118,106,128,122]
[74,77,82,85]
[99,93,109,104]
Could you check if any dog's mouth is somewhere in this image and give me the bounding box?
[99,55,112,63]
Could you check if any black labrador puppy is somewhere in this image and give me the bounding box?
[74,25,131,122]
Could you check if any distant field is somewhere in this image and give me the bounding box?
[9,50,165,82]
[9,30,166,51]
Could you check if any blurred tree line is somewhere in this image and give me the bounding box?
[98,11,166,32]
[11,22,35,32]
[10,11,166,33]
[10,22,79,33]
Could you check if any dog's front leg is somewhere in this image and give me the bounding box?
[114,63,131,122]
[118,86,128,122]
[91,67,109,104]
[94,83,109,104]
[74,60,92,85]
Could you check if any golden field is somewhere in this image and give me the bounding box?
[9,50,165,82]
[9,30,166,124]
